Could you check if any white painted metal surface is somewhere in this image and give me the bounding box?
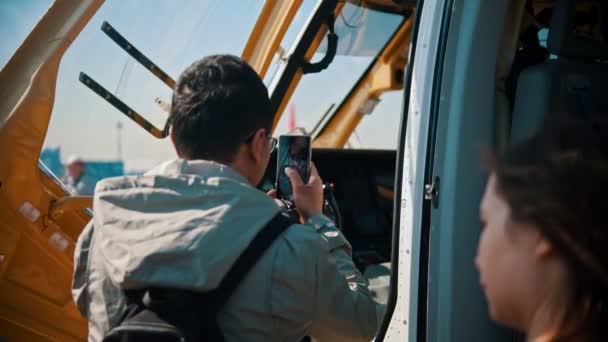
[384,0,446,340]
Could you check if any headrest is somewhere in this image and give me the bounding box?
[547,0,608,60]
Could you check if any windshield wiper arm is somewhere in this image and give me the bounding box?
[79,72,170,139]
[78,21,174,140]
[101,21,176,89]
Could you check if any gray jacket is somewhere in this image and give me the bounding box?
[72,159,383,342]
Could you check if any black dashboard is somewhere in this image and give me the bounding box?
[262,148,397,270]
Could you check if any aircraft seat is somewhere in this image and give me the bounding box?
[510,0,608,143]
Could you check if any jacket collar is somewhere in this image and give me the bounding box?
[145,159,251,185]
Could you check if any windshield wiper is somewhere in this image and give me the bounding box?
[79,72,170,138]
[78,21,173,139]
[101,21,175,89]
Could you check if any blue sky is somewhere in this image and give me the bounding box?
[1,0,404,172]
[0,1,52,65]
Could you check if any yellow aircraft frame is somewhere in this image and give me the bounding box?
[0,2,102,340]
[0,0,413,340]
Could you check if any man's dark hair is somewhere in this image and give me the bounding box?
[170,55,273,162]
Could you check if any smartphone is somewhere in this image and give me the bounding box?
[276,135,311,201]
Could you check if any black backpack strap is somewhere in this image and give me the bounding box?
[209,211,292,311]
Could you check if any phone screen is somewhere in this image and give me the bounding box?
[276,135,311,201]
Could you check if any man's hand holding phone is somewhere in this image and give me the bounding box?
[285,163,323,221]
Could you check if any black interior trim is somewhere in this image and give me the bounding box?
[264,148,396,270]
[301,15,338,75]
[269,0,339,117]
[418,0,455,340]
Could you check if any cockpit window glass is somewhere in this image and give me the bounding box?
[346,91,403,149]
[42,0,265,179]
[264,0,320,86]
[271,3,403,147]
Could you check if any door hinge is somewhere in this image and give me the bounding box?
[424,176,440,208]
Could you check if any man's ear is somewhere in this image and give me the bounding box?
[248,128,268,163]
[535,234,555,259]
[169,126,182,158]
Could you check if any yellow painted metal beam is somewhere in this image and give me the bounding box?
[49,196,93,221]
[313,15,414,148]
[242,0,303,79]
[0,0,104,200]
[0,1,103,341]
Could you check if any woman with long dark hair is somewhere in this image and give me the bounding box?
[476,113,608,341]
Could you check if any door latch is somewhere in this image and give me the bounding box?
[424,176,440,208]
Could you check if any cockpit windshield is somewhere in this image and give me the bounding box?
[41,0,265,175]
[37,0,405,180]
[271,3,403,138]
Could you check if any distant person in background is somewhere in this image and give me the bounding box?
[62,155,95,196]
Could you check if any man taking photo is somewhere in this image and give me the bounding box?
[72,55,382,342]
